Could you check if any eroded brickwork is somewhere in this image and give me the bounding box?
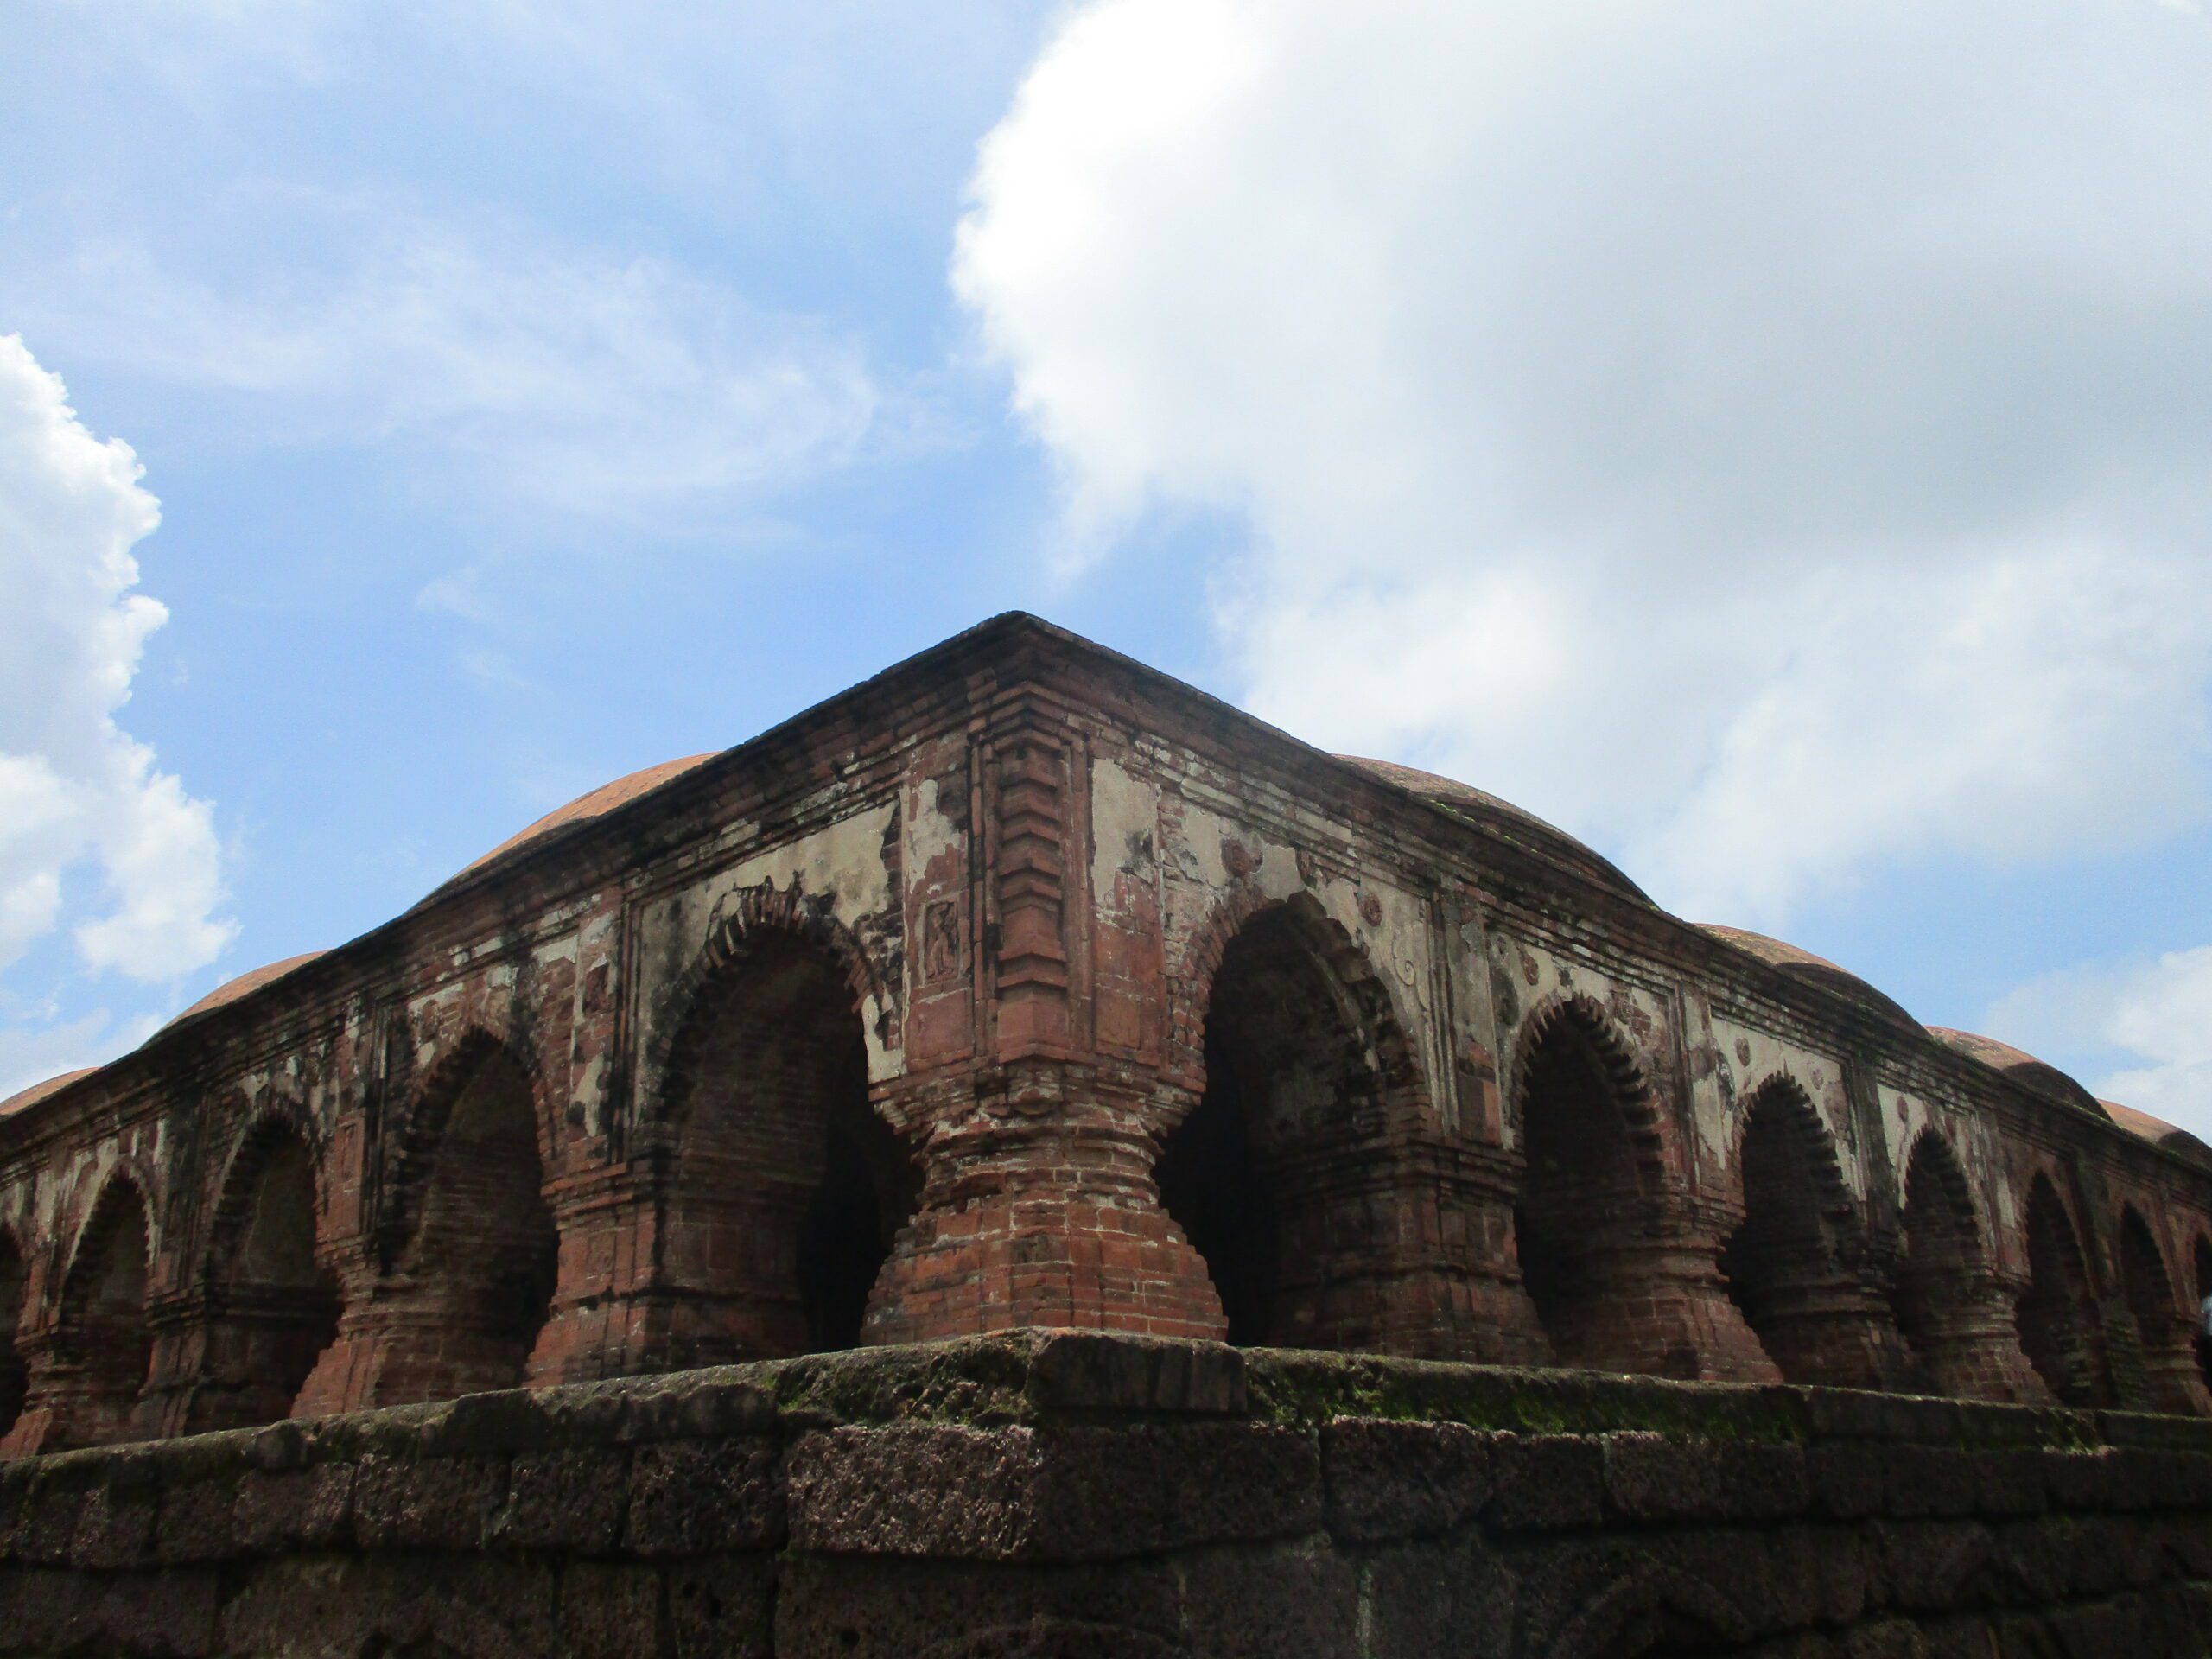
[0,614,2209,1462]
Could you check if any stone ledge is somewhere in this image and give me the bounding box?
[2,1332,2209,1575]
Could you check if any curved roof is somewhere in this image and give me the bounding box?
[165,951,327,1032]
[0,1067,95,1118]
[1925,1027,2109,1120]
[1698,925,1920,1033]
[1338,757,1651,903]
[2101,1099,2212,1162]
[445,753,720,889]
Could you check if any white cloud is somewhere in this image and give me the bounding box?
[0,334,233,982]
[957,0,2212,923]
[1988,947,2212,1138]
[22,203,887,532]
[0,1006,168,1106]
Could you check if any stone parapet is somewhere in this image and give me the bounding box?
[3,1333,2211,1657]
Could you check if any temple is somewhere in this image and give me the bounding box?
[3,615,2211,1656]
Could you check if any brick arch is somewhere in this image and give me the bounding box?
[1720,1076,1891,1385]
[1167,887,1429,1117]
[645,895,918,1366]
[53,1166,157,1447]
[1507,993,1672,1189]
[181,1105,341,1433]
[2120,1202,2182,1322]
[1897,1123,1986,1260]
[2017,1171,2110,1407]
[1509,995,1694,1372]
[378,1026,556,1267]
[1155,889,1434,1350]
[0,1220,27,1439]
[200,1101,325,1285]
[645,881,896,1137]
[1540,1557,1754,1659]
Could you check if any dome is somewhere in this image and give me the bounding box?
[1699,925,1920,1033]
[1338,757,1651,903]
[442,753,719,891]
[163,951,327,1033]
[1925,1027,2108,1120]
[0,1067,94,1118]
[2101,1099,2212,1163]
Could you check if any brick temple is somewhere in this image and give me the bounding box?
[3,614,2210,1656]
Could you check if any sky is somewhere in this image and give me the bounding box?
[3,0,2209,1135]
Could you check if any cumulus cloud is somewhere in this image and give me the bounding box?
[957,0,2212,923]
[1988,947,2212,1138]
[22,204,887,532]
[0,334,233,981]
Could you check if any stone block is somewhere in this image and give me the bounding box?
[1027,1332,1246,1416]
[156,1472,241,1565]
[500,1445,629,1554]
[1884,1446,1976,1518]
[1602,1432,1808,1522]
[785,1423,1319,1562]
[560,1559,664,1659]
[233,1462,353,1554]
[625,1437,784,1555]
[353,1452,510,1551]
[666,1554,778,1659]
[1321,1416,1490,1541]
[1484,1433,1605,1531]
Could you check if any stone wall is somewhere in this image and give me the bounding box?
[3,614,2211,1461]
[3,1333,2211,1657]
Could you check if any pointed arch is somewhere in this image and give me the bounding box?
[645,880,896,1138]
[54,1170,156,1447]
[1155,892,1428,1348]
[652,911,918,1365]
[1890,1126,2038,1402]
[2194,1232,2212,1394]
[186,1107,340,1432]
[1720,1077,1891,1386]
[2116,1204,2208,1415]
[2017,1172,2110,1407]
[378,1026,556,1268]
[373,1033,558,1399]
[1508,995,1669,1367]
[1167,887,1428,1117]
[1504,992,1783,1381]
[0,1223,26,1440]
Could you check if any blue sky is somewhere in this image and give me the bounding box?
[4,0,2210,1132]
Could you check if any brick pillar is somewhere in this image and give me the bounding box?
[865,1065,1226,1342]
[134,1284,344,1436]
[1904,1266,2050,1405]
[0,1325,146,1453]
[1268,1137,1552,1363]
[525,1165,666,1383]
[2120,1300,2212,1416]
[1559,1232,1783,1383]
[1737,1264,1916,1391]
[286,1241,382,1417]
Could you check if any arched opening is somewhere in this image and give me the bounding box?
[1157,901,1385,1349]
[189,1121,341,1431]
[2116,1206,2203,1414]
[1891,1135,1986,1394]
[2196,1236,2212,1391]
[387,1043,557,1396]
[663,930,918,1363]
[0,1230,26,1438]
[2016,1174,2109,1408]
[1719,1084,1885,1386]
[58,1178,155,1447]
[1512,1003,1662,1370]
